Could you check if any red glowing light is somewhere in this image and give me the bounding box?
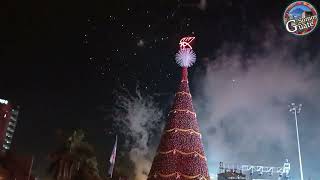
[179,37,195,50]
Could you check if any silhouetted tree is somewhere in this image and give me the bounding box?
[47,129,102,180]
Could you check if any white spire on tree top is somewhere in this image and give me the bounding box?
[175,36,196,67]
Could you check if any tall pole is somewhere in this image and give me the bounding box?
[28,156,34,180]
[289,103,304,180]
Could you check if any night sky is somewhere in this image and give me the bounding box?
[1,0,320,179]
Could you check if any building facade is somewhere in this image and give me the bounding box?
[218,170,246,180]
[0,98,19,152]
[0,151,35,180]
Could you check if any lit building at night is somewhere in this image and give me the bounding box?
[0,98,36,180]
[0,98,19,152]
[218,170,246,180]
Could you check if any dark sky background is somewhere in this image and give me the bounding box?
[1,0,320,179]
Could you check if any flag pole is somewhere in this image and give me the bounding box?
[108,134,118,179]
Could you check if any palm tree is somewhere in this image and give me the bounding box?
[47,129,102,180]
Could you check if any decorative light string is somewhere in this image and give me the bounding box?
[169,109,197,118]
[151,172,208,180]
[166,128,201,137]
[175,91,192,98]
[158,149,207,160]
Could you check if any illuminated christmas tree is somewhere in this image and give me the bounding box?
[148,37,210,180]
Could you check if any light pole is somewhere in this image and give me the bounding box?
[289,103,304,180]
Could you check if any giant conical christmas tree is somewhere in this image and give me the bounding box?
[148,37,210,180]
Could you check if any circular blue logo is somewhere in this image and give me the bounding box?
[283,1,318,36]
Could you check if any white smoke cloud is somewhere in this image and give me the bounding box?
[112,86,163,180]
[193,32,320,178]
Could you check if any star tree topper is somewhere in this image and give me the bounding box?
[175,37,196,68]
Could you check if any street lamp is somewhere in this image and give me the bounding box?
[289,103,304,180]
